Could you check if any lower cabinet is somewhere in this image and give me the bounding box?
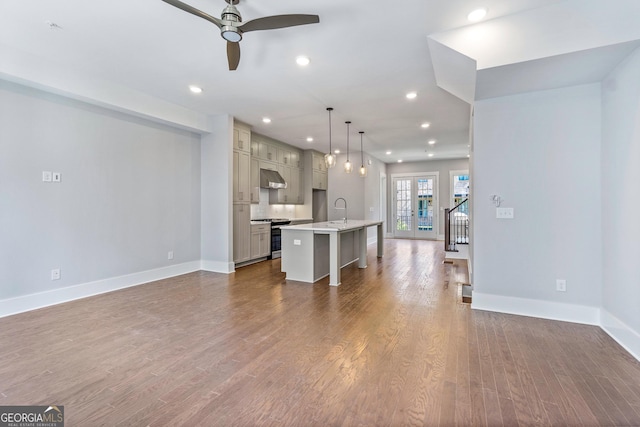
[233,203,251,263]
[250,224,271,259]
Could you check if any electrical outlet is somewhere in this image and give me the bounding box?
[51,268,61,281]
[168,251,174,260]
[294,239,301,246]
[556,279,566,292]
[496,207,514,219]
[52,172,61,182]
[42,171,52,182]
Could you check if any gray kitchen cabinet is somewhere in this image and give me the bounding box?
[258,140,277,161]
[312,152,327,172]
[233,124,251,153]
[250,224,271,259]
[295,167,304,203]
[233,203,251,263]
[259,160,278,172]
[278,147,291,165]
[312,170,327,190]
[250,157,260,203]
[290,149,302,168]
[233,149,250,202]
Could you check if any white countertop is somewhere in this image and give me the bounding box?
[281,219,383,232]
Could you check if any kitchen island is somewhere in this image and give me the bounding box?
[280,220,384,286]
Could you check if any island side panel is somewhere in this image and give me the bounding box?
[281,229,315,283]
[313,233,330,282]
[340,231,359,268]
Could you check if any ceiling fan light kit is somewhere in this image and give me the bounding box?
[161,0,320,70]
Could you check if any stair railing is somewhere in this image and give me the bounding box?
[444,198,469,252]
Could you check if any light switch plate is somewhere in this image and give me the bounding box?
[496,207,514,219]
[294,239,301,246]
[52,172,61,182]
[42,171,52,182]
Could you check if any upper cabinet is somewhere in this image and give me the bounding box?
[233,149,251,202]
[311,151,328,190]
[312,152,327,172]
[251,133,306,204]
[277,147,302,167]
[233,123,251,153]
[233,122,251,203]
[254,135,277,162]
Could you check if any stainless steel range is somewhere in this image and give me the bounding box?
[251,218,291,259]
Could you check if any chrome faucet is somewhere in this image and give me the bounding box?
[334,197,347,223]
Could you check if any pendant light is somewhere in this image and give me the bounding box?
[344,121,353,173]
[324,107,336,169]
[359,131,367,177]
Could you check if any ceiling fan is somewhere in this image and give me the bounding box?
[161,0,320,70]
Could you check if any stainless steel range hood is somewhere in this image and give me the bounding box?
[260,169,287,189]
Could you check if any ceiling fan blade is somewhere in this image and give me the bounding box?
[161,0,222,28]
[239,14,319,33]
[227,42,241,71]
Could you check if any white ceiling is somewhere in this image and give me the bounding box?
[1,0,639,163]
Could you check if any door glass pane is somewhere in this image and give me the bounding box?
[395,179,412,231]
[453,174,470,214]
[417,178,433,231]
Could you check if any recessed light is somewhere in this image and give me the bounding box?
[189,85,203,94]
[428,153,435,157]
[467,154,471,158]
[468,7,488,22]
[334,149,340,154]
[406,92,417,100]
[386,151,392,155]
[307,137,314,142]
[428,140,436,145]
[296,56,310,66]
[421,122,430,129]
[262,117,271,124]
[398,160,403,163]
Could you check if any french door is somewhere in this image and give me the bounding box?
[393,174,438,239]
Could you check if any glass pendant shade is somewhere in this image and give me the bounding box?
[359,131,367,177]
[344,121,352,173]
[325,153,336,168]
[325,107,336,168]
[344,160,353,173]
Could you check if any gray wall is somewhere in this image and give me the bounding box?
[602,48,640,340]
[386,158,470,235]
[473,84,602,307]
[0,81,202,299]
[327,151,367,222]
[327,151,387,239]
[201,114,234,272]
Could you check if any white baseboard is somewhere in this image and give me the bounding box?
[201,260,235,274]
[472,294,640,362]
[0,261,202,319]
[600,309,640,362]
[471,292,600,325]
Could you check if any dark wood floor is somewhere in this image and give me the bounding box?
[1,240,639,426]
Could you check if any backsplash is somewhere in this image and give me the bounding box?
[250,188,297,219]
